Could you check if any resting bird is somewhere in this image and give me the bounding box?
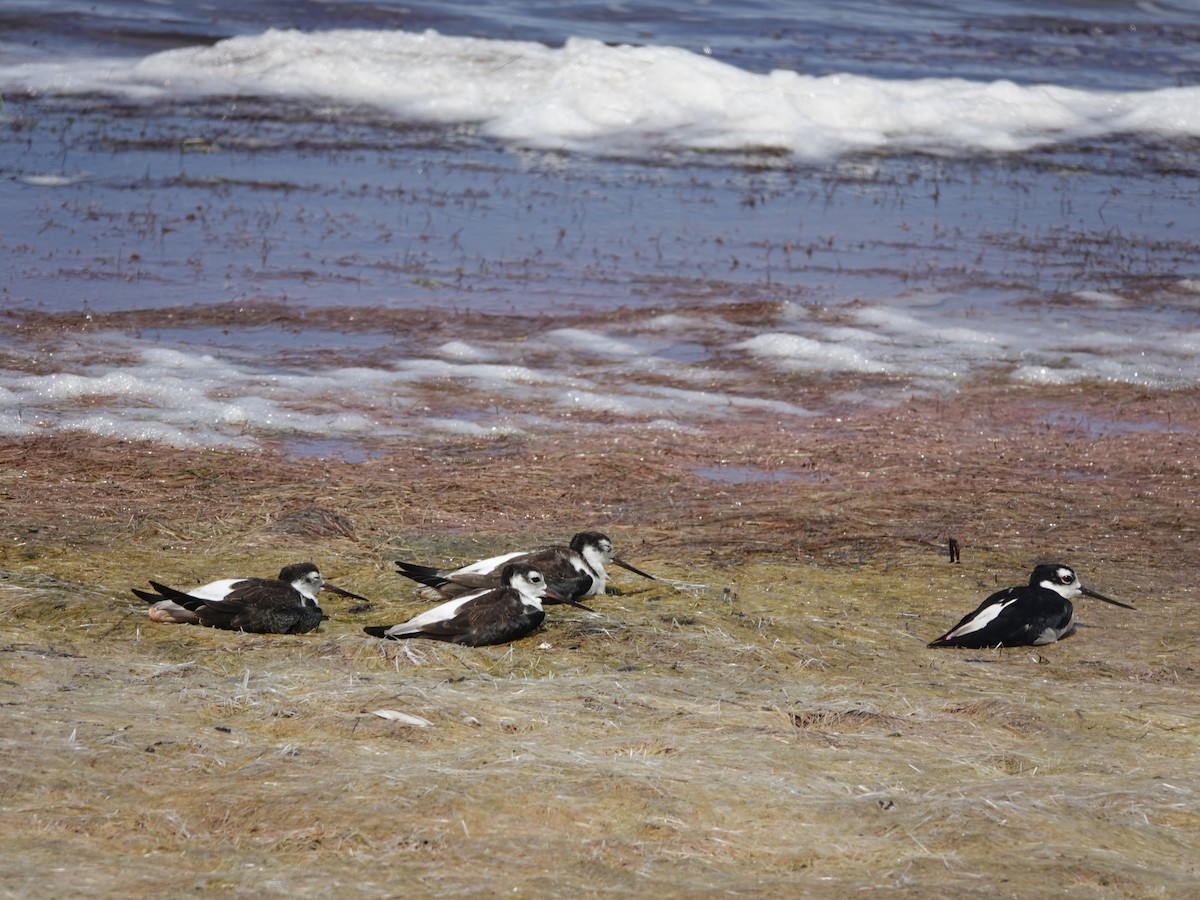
[365,563,592,646]
[132,562,367,634]
[928,563,1134,649]
[395,531,654,603]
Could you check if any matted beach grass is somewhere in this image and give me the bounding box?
[2,385,1198,897]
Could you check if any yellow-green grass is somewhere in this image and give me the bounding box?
[2,386,1197,897]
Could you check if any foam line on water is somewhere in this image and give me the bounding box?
[4,28,1199,160]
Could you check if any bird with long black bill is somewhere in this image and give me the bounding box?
[395,530,654,604]
[365,563,593,647]
[928,563,1134,649]
[133,562,368,634]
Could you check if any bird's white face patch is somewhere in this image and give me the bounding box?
[948,598,1019,638]
[1039,567,1080,600]
[582,539,614,569]
[510,569,550,607]
[292,571,325,601]
[513,570,545,592]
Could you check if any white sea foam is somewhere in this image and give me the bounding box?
[2,298,1197,449]
[392,358,554,388]
[735,333,894,374]
[3,28,1199,160]
[3,347,394,448]
[560,390,640,415]
[1072,290,1127,307]
[435,341,498,362]
[641,314,725,332]
[544,328,642,358]
[419,417,527,437]
[15,173,91,187]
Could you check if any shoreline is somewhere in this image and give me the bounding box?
[4,380,1195,576]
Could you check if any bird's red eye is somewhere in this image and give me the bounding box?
[1062,574,1074,583]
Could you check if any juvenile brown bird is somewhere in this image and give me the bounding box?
[395,531,655,604]
[133,562,367,634]
[365,562,592,646]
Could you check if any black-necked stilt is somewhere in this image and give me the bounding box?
[395,531,655,604]
[364,562,592,646]
[132,562,368,634]
[928,563,1135,649]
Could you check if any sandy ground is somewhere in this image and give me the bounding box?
[2,383,1198,897]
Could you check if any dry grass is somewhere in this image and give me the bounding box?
[2,385,1198,897]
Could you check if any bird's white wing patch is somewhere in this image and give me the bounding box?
[452,551,525,576]
[948,597,1019,638]
[386,589,486,633]
[188,578,246,602]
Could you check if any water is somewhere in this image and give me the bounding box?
[1,1,1198,448]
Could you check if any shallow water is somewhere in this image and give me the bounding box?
[1,1,1198,448]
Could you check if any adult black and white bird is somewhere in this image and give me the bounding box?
[132,562,368,634]
[364,562,593,646]
[928,563,1135,649]
[395,531,654,604]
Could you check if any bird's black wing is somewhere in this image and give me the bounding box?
[928,586,1023,648]
[145,580,213,611]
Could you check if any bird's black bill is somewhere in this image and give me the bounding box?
[612,555,656,580]
[551,593,595,613]
[1082,587,1136,610]
[544,572,595,611]
[323,583,371,602]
